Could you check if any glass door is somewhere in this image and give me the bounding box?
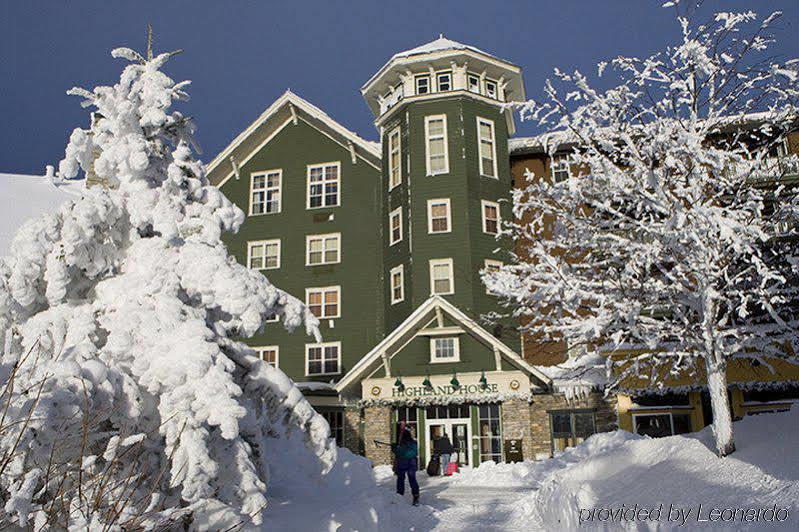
[450,422,469,467]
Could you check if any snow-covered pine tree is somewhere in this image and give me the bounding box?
[0,43,335,528]
[485,6,799,456]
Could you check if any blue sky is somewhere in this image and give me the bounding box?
[2,1,798,174]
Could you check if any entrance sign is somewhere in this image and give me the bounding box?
[362,370,528,400]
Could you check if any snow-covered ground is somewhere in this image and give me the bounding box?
[266,408,799,531]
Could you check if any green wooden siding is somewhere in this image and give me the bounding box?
[219,119,384,382]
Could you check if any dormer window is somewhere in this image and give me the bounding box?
[485,79,498,99]
[437,72,452,92]
[415,75,430,95]
[467,74,481,94]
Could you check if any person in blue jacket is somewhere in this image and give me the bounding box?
[392,423,420,505]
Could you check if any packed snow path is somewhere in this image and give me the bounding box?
[376,470,543,531]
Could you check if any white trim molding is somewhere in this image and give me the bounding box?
[306,161,341,210]
[389,206,403,246]
[306,233,341,266]
[247,239,281,270]
[305,341,342,376]
[253,345,279,368]
[427,198,452,234]
[249,169,282,216]
[334,295,552,393]
[476,117,498,179]
[388,126,402,190]
[390,264,405,304]
[429,258,454,295]
[305,285,341,319]
[481,200,500,235]
[424,114,449,176]
[430,336,461,363]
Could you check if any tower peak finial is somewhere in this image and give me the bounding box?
[439,33,444,39]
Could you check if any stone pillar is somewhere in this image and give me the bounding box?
[343,407,362,456]
[363,406,392,466]
[501,398,532,460]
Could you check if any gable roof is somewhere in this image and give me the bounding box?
[335,295,552,393]
[206,90,381,186]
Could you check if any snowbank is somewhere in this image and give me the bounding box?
[456,409,799,530]
[452,431,641,491]
[261,438,424,531]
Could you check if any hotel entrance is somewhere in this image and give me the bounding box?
[423,404,473,468]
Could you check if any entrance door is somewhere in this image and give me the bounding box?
[425,418,472,470]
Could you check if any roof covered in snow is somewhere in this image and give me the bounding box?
[206,90,381,186]
[0,172,84,258]
[390,36,494,62]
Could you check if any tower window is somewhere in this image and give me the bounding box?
[485,79,498,99]
[307,162,340,208]
[482,200,500,235]
[390,265,404,304]
[427,198,451,234]
[250,170,281,215]
[467,74,481,94]
[477,118,497,178]
[483,259,503,295]
[425,115,449,175]
[437,71,452,92]
[389,207,403,246]
[388,127,401,189]
[429,258,454,295]
[415,75,430,95]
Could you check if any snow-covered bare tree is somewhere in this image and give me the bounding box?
[485,6,799,456]
[0,43,335,529]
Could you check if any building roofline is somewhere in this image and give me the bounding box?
[334,295,552,393]
[206,90,381,177]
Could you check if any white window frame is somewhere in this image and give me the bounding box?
[484,79,498,99]
[388,127,402,190]
[305,286,341,319]
[427,198,452,234]
[415,75,430,95]
[481,200,500,235]
[249,169,282,216]
[477,117,498,178]
[306,162,341,209]
[483,259,503,295]
[305,341,342,376]
[550,154,572,183]
[390,264,404,304]
[253,346,279,368]
[389,207,403,246]
[429,258,454,295]
[436,71,452,92]
[247,239,281,270]
[306,233,341,266]
[467,73,481,94]
[424,114,449,176]
[430,337,460,363]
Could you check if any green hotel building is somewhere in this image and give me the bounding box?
[207,37,616,468]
